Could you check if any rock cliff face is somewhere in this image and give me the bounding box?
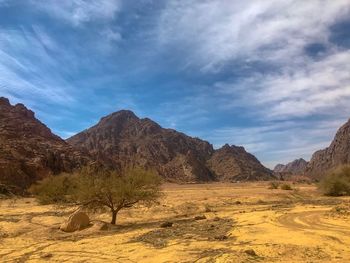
[306,119,350,179]
[67,110,274,182]
[0,97,90,190]
[273,158,308,175]
[207,144,273,181]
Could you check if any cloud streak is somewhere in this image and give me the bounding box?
[31,0,121,26]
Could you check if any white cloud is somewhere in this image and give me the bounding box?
[32,0,121,26]
[217,50,350,120]
[156,0,350,70]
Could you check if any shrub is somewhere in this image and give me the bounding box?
[319,166,350,196]
[280,183,293,190]
[29,173,77,204]
[268,181,280,189]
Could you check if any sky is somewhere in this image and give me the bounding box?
[0,0,350,168]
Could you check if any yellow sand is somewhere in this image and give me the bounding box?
[1,182,349,262]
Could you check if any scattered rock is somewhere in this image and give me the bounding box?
[194,215,207,220]
[245,249,258,257]
[60,211,90,232]
[40,253,53,259]
[235,201,242,205]
[214,235,228,240]
[160,221,173,228]
[213,217,220,221]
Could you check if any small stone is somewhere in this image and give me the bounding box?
[194,215,206,220]
[40,253,53,259]
[245,249,258,257]
[214,235,228,240]
[160,221,173,228]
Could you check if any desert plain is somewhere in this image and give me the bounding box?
[1,182,350,263]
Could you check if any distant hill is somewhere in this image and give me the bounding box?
[67,110,274,182]
[306,119,350,179]
[0,97,90,190]
[273,158,308,175]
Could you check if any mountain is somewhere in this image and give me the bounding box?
[273,158,308,175]
[67,110,274,182]
[207,144,273,181]
[274,164,286,173]
[0,97,90,190]
[306,119,350,179]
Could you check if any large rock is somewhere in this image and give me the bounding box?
[67,110,274,182]
[60,211,90,232]
[306,118,350,179]
[0,97,91,190]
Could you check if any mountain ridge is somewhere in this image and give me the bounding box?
[67,110,274,182]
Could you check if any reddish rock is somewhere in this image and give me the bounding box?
[273,158,308,175]
[306,119,350,179]
[207,144,273,181]
[67,110,274,182]
[0,97,90,190]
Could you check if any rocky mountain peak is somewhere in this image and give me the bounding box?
[0,97,10,106]
[0,97,91,190]
[67,111,273,182]
[273,158,308,175]
[306,118,350,178]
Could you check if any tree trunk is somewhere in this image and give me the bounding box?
[111,210,118,225]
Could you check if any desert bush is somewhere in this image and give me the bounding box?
[280,183,293,190]
[319,166,350,196]
[31,167,162,224]
[268,181,280,189]
[29,173,77,204]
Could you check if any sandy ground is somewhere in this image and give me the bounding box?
[1,182,350,262]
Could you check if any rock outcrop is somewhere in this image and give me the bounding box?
[0,97,90,190]
[306,119,350,179]
[207,144,273,181]
[273,158,308,175]
[67,110,274,182]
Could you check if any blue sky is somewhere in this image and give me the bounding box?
[1,0,350,168]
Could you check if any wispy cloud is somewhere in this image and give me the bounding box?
[0,27,77,107]
[31,0,121,27]
[156,0,350,70]
[0,1,349,168]
[217,50,350,120]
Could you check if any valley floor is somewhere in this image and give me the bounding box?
[1,182,350,262]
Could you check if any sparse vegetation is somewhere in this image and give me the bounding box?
[268,181,280,189]
[31,167,162,224]
[319,166,350,196]
[280,183,293,190]
[29,173,77,204]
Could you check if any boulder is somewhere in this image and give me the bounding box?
[60,211,90,232]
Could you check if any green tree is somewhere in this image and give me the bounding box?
[31,167,162,225]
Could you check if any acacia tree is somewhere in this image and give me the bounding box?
[31,167,162,225]
[75,167,162,224]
